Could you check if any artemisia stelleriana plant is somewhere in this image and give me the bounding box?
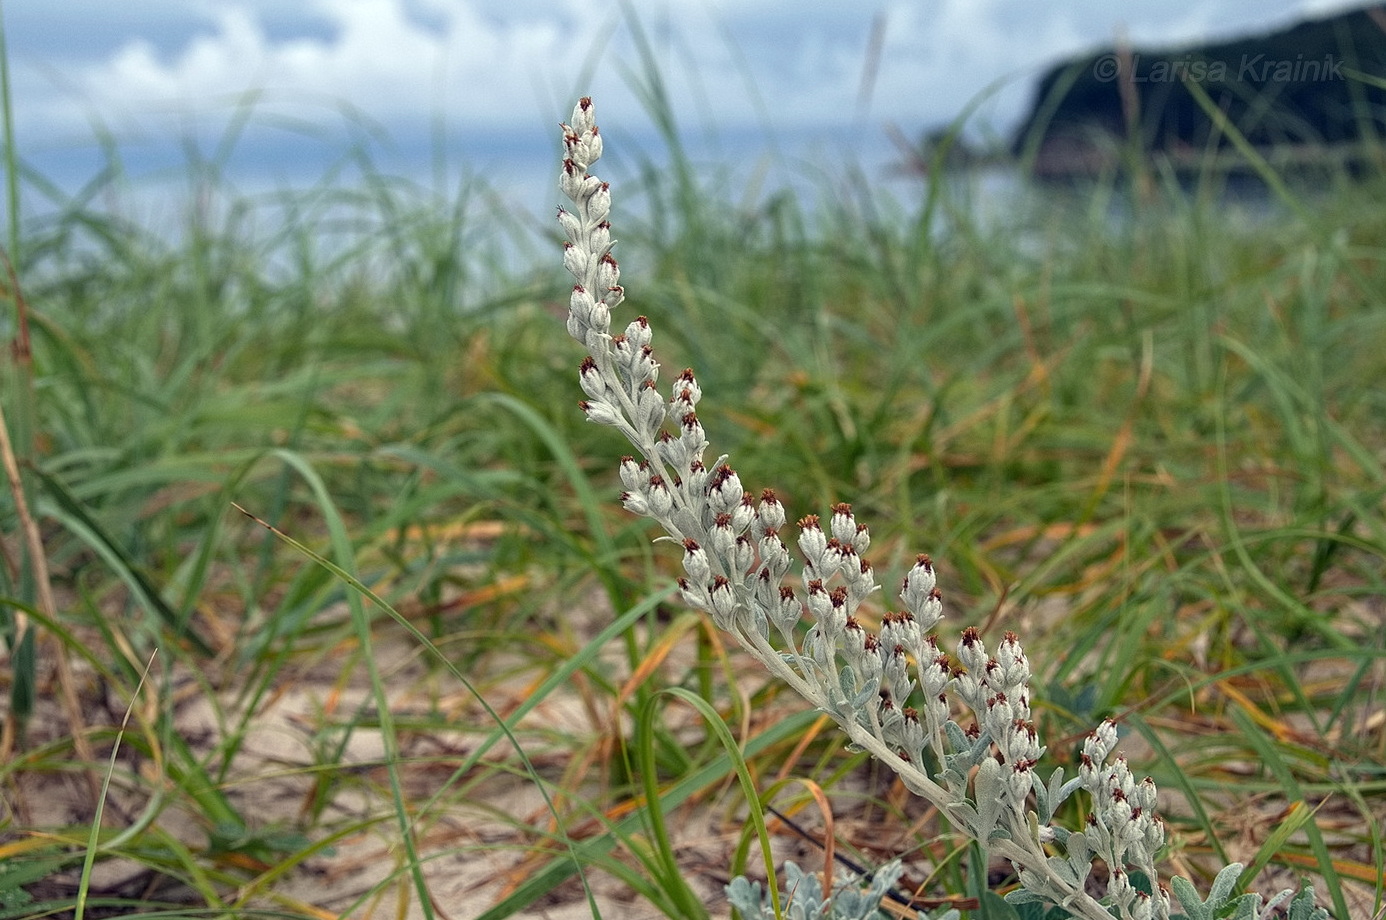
[555,96,1329,920]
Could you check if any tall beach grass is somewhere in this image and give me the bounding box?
[1,70,1384,920]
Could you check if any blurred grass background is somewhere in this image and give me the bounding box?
[1,77,1385,919]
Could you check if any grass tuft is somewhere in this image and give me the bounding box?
[1,56,1384,920]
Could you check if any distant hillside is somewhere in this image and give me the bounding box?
[1013,5,1386,178]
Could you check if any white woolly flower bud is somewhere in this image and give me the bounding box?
[629,345,659,388]
[556,205,582,241]
[759,533,791,579]
[1006,719,1041,764]
[559,164,597,202]
[920,651,951,698]
[1110,756,1135,799]
[585,298,611,337]
[844,554,877,605]
[994,632,1030,694]
[682,539,711,585]
[654,433,688,473]
[708,465,743,513]
[924,693,949,735]
[683,460,709,499]
[797,516,828,573]
[914,589,943,632]
[636,384,666,436]
[563,240,592,281]
[771,586,800,633]
[752,566,778,610]
[595,251,620,292]
[901,555,944,631]
[602,283,624,309]
[883,645,912,701]
[623,315,651,349]
[579,400,621,426]
[818,540,848,582]
[985,694,1016,742]
[587,181,612,223]
[809,583,849,645]
[670,369,701,422]
[731,535,755,575]
[957,627,988,674]
[1085,720,1120,766]
[954,669,986,714]
[568,171,601,206]
[588,219,612,253]
[1134,776,1158,812]
[565,121,601,164]
[569,284,595,324]
[829,503,856,543]
[678,577,710,612]
[804,580,831,623]
[618,456,645,492]
[646,475,673,517]
[1144,814,1165,853]
[578,356,607,400]
[679,415,709,465]
[901,554,935,602]
[841,618,868,667]
[857,640,883,696]
[575,127,602,166]
[754,491,786,537]
[708,576,736,629]
[620,490,649,516]
[730,493,754,535]
[1007,762,1035,803]
[879,612,921,663]
[709,514,737,561]
[850,524,869,556]
[568,97,596,135]
[828,503,871,556]
[900,709,925,760]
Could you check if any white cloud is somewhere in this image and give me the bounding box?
[21,0,607,144]
[13,0,1359,163]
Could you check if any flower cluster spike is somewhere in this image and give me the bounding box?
[556,97,1184,920]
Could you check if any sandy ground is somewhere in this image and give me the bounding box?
[3,610,823,919]
[4,587,1382,919]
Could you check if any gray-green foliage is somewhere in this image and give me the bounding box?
[725,858,960,920]
[1171,864,1329,920]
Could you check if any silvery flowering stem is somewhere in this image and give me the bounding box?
[556,96,1166,920]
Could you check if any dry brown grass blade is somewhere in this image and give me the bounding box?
[0,388,98,801]
[2,254,92,775]
[766,778,838,893]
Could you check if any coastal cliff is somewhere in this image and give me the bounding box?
[1012,5,1386,178]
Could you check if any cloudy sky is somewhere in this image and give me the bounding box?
[5,0,1372,213]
